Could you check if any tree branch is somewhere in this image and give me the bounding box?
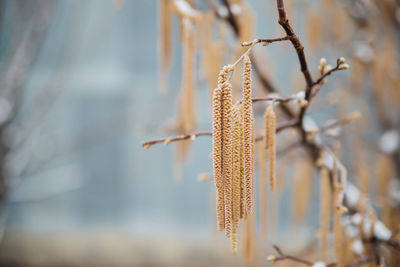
[242,36,290,46]
[142,118,298,148]
[276,0,313,88]
[267,245,313,266]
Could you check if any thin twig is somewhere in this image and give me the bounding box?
[320,112,361,133]
[142,131,211,148]
[205,0,297,119]
[142,119,298,148]
[251,96,296,103]
[221,0,239,35]
[242,36,290,46]
[268,245,313,266]
[250,52,296,118]
[276,0,313,88]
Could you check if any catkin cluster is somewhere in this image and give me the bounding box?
[212,56,255,253]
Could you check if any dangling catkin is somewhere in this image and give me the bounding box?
[222,82,233,237]
[251,115,255,194]
[258,142,267,240]
[320,167,331,262]
[333,183,344,263]
[376,154,393,225]
[306,8,321,50]
[159,0,172,92]
[242,55,254,215]
[243,211,257,265]
[176,18,196,163]
[357,159,370,197]
[293,159,313,220]
[267,106,276,190]
[263,107,270,149]
[218,65,233,87]
[200,12,214,81]
[181,18,196,133]
[232,104,242,231]
[239,104,246,219]
[232,227,238,254]
[212,86,224,231]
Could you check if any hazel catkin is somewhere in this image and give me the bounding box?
[212,86,224,231]
[242,55,254,216]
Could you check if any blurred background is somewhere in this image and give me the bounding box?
[0,0,399,266]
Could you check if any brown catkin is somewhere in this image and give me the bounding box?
[181,18,196,133]
[218,65,233,87]
[176,18,196,163]
[239,104,246,219]
[333,184,344,263]
[267,106,276,190]
[293,159,313,220]
[200,12,214,81]
[231,104,242,230]
[159,0,172,92]
[242,55,254,215]
[307,8,321,50]
[212,86,224,231]
[376,154,393,225]
[258,142,267,240]
[320,167,331,262]
[357,159,370,197]
[242,211,257,265]
[231,227,238,254]
[263,107,270,149]
[251,115,255,194]
[222,82,233,237]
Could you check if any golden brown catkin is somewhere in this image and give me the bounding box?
[293,159,313,220]
[181,18,196,133]
[333,183,344,264]
[258,142,267,240]
[263,107,270,149]
[320,167,331,262]
[376,154,393,225]
[212,86,224,231]
[242,55,254,215]
[307,8,321,50]
[200,12,214,81]
[176,18,196,163]
[159,0,171,92]
[250,115,255,194]
[232,227,238,254]
[222,82,233,237]
[231,104,242,231]
[357,156,370,197]
[266,106,276,190]
[239,104,246,219]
